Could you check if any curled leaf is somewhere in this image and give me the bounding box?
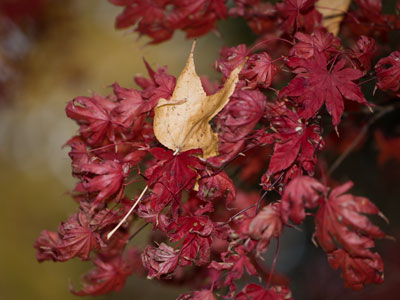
[154,41,245,158]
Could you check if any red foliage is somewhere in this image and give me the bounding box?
[235,283,293,300]
[241,52,278,88]
[81,160,128,205]
[375,51,400,96]
[280,175,325,224]
[71,254,135,296]
[168,215,213,266]
[315,181,385,257]
[142,243,179,279]
[281,51,368,126]
[110,0,228,43]
[352,35,376,71]
[66,95,116,146]
[35,0,400,298]
[248,203,283,253]
[328,249,384,290]
[276,0,321,34]
[290,29,340,59]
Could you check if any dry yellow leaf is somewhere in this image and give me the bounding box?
[153,41,244,158]
[316,0,352,36]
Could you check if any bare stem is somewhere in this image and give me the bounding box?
[328,105,397,176]
[129,222,149,241]
[215,203,257,228]
[107,185,148,240]
[267,238,280,289]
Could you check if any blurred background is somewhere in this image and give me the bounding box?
[0,1,399,300]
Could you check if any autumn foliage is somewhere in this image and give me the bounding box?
[34,0,400,299]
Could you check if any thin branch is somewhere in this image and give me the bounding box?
[129,222,149,241]
[107,185,149,240]
[267,238,280,289]
[328,105,397,176]
[215,203,257,228]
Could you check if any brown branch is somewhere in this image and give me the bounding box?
[328,104,398,176]
[129,222,149,241]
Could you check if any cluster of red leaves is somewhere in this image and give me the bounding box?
[109,0,228,43]
[281,176,386,290]
[35,0,400,299]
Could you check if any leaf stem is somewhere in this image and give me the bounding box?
[107,185,148,240]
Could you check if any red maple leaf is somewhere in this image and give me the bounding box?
[192,289,216,300]
[281,51,368,126]
[235,283,293,300]
[280,175,326,224]
[110,0,227,43]
[71,254,134,296]
[168,215,213,266]
[208,89,266,167]
[221,89,266,140]
[375,51,400,96]
[328,249,384,290]
[248,203,283,253]
[82,160,128,205]
[111,0,173,43]
[142,242,179,279]
[266,102,323,175]
[168,0,227,38]
[65,136,90,175]
[88,205,126,231]
[135,62,176,110]
[276,0,321,34]
[352,35,376,71]
[354,0,387,25]
[136,199,172,232]
[198,170,236,207]
[66,94,117,146]
[216,44,248,79]
[147,148,204,212]
[229,0,276,35]
[241,52,277,88]
[34,230,61,262]
[210,245,258,295]
[314,181,386,257]
[110,83,149,128]
[147,67,176,104]
[290,28,340,59]
[34,210,106,262]
[57,212,102,261]
[268,123,323,175]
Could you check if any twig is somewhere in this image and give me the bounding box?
[215,203,257,228]
[267,238,280,289]
[129,222,149,241]
[107,185,149,240]
[327,105,397,176]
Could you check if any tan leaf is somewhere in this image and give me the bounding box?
[316,0,352,36]
[153,41,245,158]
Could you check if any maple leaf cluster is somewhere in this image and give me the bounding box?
[35,0,400,299]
